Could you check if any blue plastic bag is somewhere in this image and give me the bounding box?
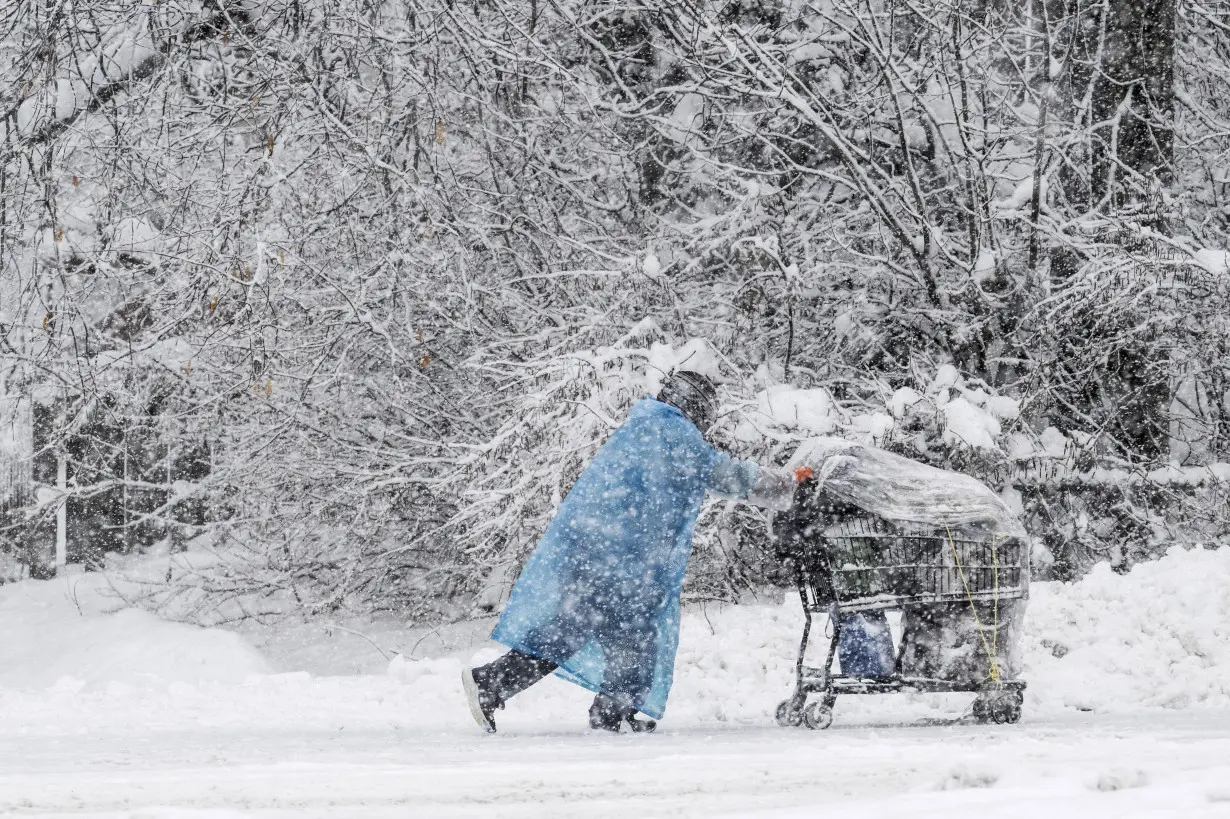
[492,398,763,719]
[837,612,896,678]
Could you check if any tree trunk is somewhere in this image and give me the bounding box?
[1089,0,1177,211]
[1050,0,1178,462]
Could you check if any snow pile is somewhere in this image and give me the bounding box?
[1194,248,1229,276]
[755,385,837,435]
[0,572,270,690]
[644,336,726,394]
[668,600,805,724]
[672,546,1230,722]
[671,547,1229,723]
[921,365,1019,451]
[1024,546,1230,713]
[735,365,1019,452]
[942,396,1001,449]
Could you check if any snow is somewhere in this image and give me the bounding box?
[824,64,846,94]
[0,570,270,689]
[15,95,41,137]
[943,396,1001,450]
[929,363,961,392]
[872,368,1021,453]
[1024,546,1230,712]
[54,77,90,122]
[643,251,663,278]
[664,92,705,144]
[109,215,162,259]
[13,12,161,139]
[993,177,1044,213]
[1039,425,1071,457]
[646,338,725,390]
[847,411,894,443]
[102,18,158,81]
[983,394,1020,421]
[789,42,835,63]
[0,548,1228,815]
[1006,432,1035,460]
[1194,248,1229,276]
[832,310,855,339]
[0,396,30,458]
[888,386,926,419]
[5,713,1229,818]
[973,248,997,284]
[756,385,836,434]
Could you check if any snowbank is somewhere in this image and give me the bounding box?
[0,572,269,690]
[464,545,1230,727]
[1024,546,1230,712]
[669,546,1230,723]
[0,546,1224,731]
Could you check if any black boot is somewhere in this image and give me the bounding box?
[589,693,657,734]
[462,666,503,734]
[464,650,559,734]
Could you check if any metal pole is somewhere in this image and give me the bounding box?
[55,449,66,575]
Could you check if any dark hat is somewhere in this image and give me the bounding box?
[657,370,718,431]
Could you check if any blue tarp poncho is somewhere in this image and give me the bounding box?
[491,398,764,719]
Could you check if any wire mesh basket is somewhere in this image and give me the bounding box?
[797,515,1027,612]
[770,489,1031,730]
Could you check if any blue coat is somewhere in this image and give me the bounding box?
[491,398,762,719]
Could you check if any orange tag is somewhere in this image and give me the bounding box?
[793,466,815,483]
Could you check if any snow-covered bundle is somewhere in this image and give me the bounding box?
[786,436,1026,539]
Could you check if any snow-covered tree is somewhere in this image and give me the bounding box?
[1,0,1226,613]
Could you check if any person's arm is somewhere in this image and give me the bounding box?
[707,453,813,511]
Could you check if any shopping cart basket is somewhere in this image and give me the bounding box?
[770,487,1029,729]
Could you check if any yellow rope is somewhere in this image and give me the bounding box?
[943,522,1001,684]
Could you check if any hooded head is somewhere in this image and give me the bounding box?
[657,370,718,431]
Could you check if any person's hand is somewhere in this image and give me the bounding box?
[793,465,815,483]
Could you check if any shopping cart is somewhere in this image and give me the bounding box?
[770,485,1029,730]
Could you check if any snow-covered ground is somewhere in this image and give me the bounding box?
[2,546,1228,817]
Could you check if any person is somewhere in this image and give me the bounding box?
[462,370,812,734]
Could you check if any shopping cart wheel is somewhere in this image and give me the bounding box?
[803,701,833,730]
[974,691,1023,725]
[775,699,804,728]
[994,691,1023,724]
